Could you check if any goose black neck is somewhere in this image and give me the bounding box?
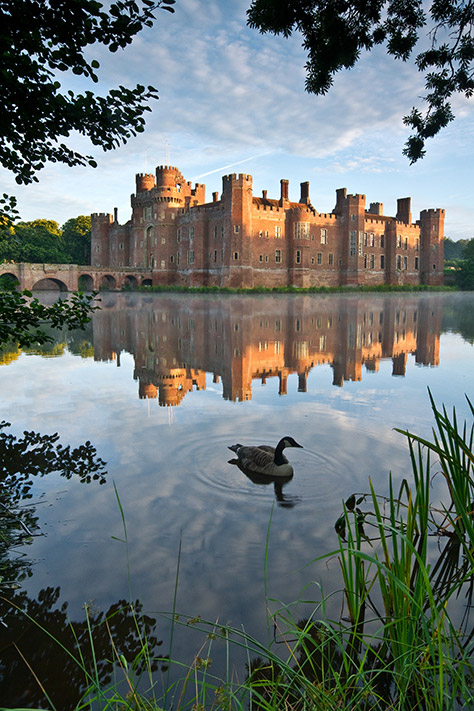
[274,439,287,465]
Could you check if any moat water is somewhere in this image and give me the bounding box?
[1,290,474,708]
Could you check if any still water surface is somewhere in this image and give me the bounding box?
[1,291,473,707]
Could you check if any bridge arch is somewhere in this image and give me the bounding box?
[78,273,94,291]
[100,274,117,290]
[141,277,153,287]
[0,272,20,290]
[32,277,68,292]
[122,275,138,289]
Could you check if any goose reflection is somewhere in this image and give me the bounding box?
[228,458,300,508]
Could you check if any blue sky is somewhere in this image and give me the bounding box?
[3,0,473,239]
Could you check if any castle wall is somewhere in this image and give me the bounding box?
[90,164,444,288]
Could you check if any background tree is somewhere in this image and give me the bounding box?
[62,215,92,264]
[1,0,175,189]
[5,219,69,264]
[456,238,474,289]
[247,0,474,161]
[444,237,471,262]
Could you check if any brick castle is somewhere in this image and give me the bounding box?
[91,164,444,288]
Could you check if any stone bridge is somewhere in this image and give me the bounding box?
[0,263,154,292]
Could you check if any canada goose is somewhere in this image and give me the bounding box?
[228,436,303,477]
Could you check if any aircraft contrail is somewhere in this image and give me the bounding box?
[191,151,273,181]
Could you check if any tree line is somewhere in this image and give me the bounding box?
[0,216,91,265]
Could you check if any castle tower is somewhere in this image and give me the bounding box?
[221,173,254,288]
[419,209,445,285]
[91,213,113,267]
[334,189,366,285]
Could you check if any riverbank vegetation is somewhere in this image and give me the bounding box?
[3,393,473,709]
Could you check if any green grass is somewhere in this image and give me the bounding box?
[4,393,474,710]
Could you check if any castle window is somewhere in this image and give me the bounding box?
[364,233,368,246]
[259,254,263,262]
[189,226,194,240]
[96,245,100,252]
[188,250,194,264]
[214,225,218,238]
[177,252,180,264]
[214,250,217,262]
[275,226,282,238]
[295,222,309,240]
[328,253,334,265]
[380,234,385,248]
[317,252,322,264]
[311,257,315,264]
[161,260,165,269]
[320,229,327,244]
[338,258,342,266]
[275,249,281,263]
[233,251,239,260]
[397,235,402,248]
[296,250,302,264]
[144,206,152,220]
[234,225,240,233]
[119,243,124,250]
[265,255,269,262]
[177,228,181,242]
[433,263,436,270]
[259,230,263,238]
[370,233,375,247]
[415,257,419,270]
[162,237,166,245]
[364,254,367,268]
[433,224,437,232]
[404,237,408,250]
[397,255,402,269]
[415,238,419,251]
[351,214,356,221]
[350,231,357,256]
[370,254,375,269]
[221,226,224,238]
[170,255,174,263]
[404,256,408,270]
[265,231,269,239]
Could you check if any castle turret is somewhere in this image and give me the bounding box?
[420,208,445,285]
[91,213,113,267]
[136,173,156,193]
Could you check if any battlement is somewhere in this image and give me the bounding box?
[420,208,445,217]
[91,213,113,222]
[222,173,252,183]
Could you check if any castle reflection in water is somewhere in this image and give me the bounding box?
[92,293,441,406]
